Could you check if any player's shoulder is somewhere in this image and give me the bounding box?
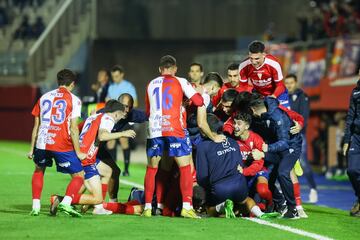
[239,58,251,70]
[102,113,115,122]
[264,54,281,67]
[249,130,263,141]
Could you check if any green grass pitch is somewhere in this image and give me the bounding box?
[0,140,359,240]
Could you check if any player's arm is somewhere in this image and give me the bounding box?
[70,118,87,160]
[269,59,285,98]
[238,61,250,92]
[223,117,235,136]
[262,114,290,153]
[279,105,304,134]
[98,128,136,142]
[27,116,40,159]
[178,78,204,106]
[197,104,226,143]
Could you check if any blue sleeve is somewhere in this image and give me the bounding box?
[196,144,209,189]
[129,109,148,123]
[268,112,290,153]
[344,90,355,143]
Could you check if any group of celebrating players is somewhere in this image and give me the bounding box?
[28,40,309,220]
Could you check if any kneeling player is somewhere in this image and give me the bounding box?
[233,112,273,211]
[196,114,278,219]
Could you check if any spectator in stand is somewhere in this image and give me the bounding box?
[14,15,32,39]
[31,16,45,38]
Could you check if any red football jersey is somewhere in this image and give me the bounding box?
[236,130,266,176]
[239,54,285,97]
[145,75,198,138]
[79,113,115,166]
[31,87,82,152]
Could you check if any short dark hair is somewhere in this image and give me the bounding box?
[190,62,203,72]
[159,55,177,69]
[206,113,223,133]
[103,99,125,113]
[57,69,76,86]
[118,93,134,106]
[221,89,238,103]
[203,72,223,88]
[234,112,252,126]
[248,40,265,53]
[227,63,239,71]
[285,74,297,82]
[231,91,252,113]
[111,65,124,73]
[98,68,110,78]
[248,93,265,109]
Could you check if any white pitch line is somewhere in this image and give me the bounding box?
[120,179,144,189]
[245,218,334,240]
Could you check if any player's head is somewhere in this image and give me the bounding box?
[221,89,238,115]
[111,65,125,83]
[118,93,134,117]
[159,55,177,75]
[103,99,126,121]
[231,91,253,114]
[227,63,240,87]
[57,69,76,90]
[248,40,266,68]
[248,93,266,117]
[188,62,204,84]
[284,74,298,94]
[97,68,109,85]
[234,112,252,137]
[202,113,223,136]
[202,72,223,97]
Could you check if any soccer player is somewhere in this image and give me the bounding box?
[285,74,318,203]
[343,70,360,217]
[196,114,278,219]
[212,63,252,107]
[233,112,273,210]
[143,55,204,218]
[214,88,238,122]
[248,96,302,219]
[239,40,289,108]
[77,100,136,214]
[27,69,86,217]
[188,62,204,91]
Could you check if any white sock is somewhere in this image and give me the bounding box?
[32,199,40,210]
[157,203,164,209]
[61,196,72,205]
[144,203,152,210]
[94,204,103,209]
[215,202,225,214]
[109,198,118,203]
[250,205,264,217]
[183,202,191,210]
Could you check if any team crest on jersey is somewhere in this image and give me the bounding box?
[292,95,298,102]
[222,138,230,148]
[257,73,262,79]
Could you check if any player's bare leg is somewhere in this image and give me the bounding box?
[241,197,280,219]
[256,176,273,211]
[155,153,173,214]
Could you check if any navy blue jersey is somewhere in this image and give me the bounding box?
[196,137,244,190]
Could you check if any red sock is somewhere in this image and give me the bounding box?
[293,183,302,206]
[155,169,171,206]
[125,205,135,215]
[65,176,84,201]
[32,171,44,199]
[256,183,273,205]
[102,184,108,200]
[103,202,126,213]
[72,193,82,204]
[179,165,192,204]
[144,166,158,204]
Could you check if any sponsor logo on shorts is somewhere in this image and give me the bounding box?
[170,143,182,149]
[59,161,71,168]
